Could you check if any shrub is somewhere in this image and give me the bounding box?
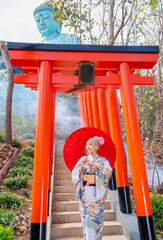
[0,209,15,227]
[5,175,30,190]
[150,194,163,231]
[24,133,33,140]
[0,134,5,143]
[29,141,35,147]
[0,224,14,240]
[15,156,33,169]
[0,191,22,209]
[10,167,32,177]
[12,138,21,148]
[21,147,34,157]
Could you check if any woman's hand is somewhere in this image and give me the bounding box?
[90,162,98,169]
[85,159,98,169]
[81,157,88,165]
[79,157,88,176]
[81,157,98,169]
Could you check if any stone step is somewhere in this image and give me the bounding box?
[53,201,79,212]
[51,221,122,238]
[52,235,128,240]
[54,169,71,175]
[54,186,76,193]
[52,200,111,212]
[53,193,76,201]
[54,174,72,180]
[55,148,64,152]
[55,161,65,165]
[55,152,63,154]
[52,209,115,224]
[55,158,64,161]
[55,161,68,167]
[54,160,66,164]
[55,165,68,170]
[54,180,74,186]
[55,156,64,160]
[55,146,64,150]
[55,155,63,159]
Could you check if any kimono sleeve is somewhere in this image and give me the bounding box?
[101,159,112,186]
[71,157,84,185]
[96,158,112,200]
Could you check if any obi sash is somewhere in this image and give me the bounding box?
[83,173,95,186]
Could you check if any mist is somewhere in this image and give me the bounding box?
[55,94,80,141]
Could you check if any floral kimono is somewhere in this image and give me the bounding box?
[72,154,112,240]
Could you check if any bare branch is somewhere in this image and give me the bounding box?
[125,18,137,45]
[113,0,135,43]
[113,1,123,22]
[98,1,107,44]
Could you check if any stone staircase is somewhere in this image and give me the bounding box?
[51,140,128,240]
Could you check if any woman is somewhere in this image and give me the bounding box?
[72,136,112,240]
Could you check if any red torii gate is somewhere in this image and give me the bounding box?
[8,42,159,240]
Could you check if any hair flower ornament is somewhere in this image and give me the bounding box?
[99,136,105,145]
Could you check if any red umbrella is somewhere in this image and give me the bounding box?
[63,127,116,172]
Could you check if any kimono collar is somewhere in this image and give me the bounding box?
[93,153,99,159]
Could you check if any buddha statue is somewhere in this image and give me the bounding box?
[33,2,79,44]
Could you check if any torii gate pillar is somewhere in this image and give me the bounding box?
[106,84,132,214]
[30,61,55,239]
[119,62,155,240]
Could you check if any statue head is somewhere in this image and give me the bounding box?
[33,2,62,38]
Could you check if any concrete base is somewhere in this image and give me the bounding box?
[108,190,140,240]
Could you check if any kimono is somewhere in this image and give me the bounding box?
[72,154,112,240]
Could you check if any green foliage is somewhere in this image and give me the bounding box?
[12,138,21,148]
[13,117,24,136]
[0,191,22,209]
[0,127,5,135]
[29,141,35,147]
[21,148,34,158]
[150,194,163,231]
[0,209,15,228]
[135,84,161,141]
[13,117,33,138]
[15,156,33,169]
[49,0,100,44]
[0,134,5,143]
[148,0,158,10]
[5,175,30,190]
[24,133,33,140]
[10,167,32,177]
[0,224,14,240]
[57,93,77,99]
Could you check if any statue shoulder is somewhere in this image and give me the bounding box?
[59,33,80,44]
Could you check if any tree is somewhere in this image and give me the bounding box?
[0,41,14,144]
[50,0,138,45]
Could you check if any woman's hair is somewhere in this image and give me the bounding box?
[86,136,100,151]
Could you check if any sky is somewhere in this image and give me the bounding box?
[0,0,56,43]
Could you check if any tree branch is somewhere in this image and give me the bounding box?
[98,2,107,44]
[113,0,135,44]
